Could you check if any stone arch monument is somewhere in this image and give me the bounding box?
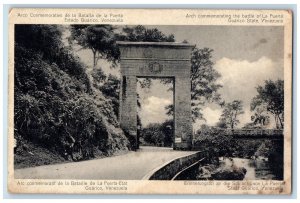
[117,41,195,150]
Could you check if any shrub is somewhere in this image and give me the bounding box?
[140,120,174,147]
[194,126,234,158]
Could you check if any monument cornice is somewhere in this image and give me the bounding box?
[116,41,196,48]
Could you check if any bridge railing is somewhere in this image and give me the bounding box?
[223,129,283,136]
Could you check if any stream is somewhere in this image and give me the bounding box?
[217,157,283,180]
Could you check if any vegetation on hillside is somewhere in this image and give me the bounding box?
[14,25,129,168]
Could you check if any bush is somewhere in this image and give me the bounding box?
[193,126,234,158]
[193,125,273,160]
[140,120,174,147]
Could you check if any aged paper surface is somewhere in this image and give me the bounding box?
[8,8,292,194]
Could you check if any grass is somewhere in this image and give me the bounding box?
[14,141,68,169]
[14,138,130,169]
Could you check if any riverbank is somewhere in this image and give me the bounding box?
[196,157,283,180]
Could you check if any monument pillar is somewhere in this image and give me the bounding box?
[120,75,138,149]
[174,75,193,150]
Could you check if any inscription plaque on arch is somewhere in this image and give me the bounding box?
[117,41,195,150]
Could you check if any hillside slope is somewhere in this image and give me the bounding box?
[14,25,129,168]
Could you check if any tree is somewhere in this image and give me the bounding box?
[250,106,270,127]
[219,100,244,130]
[69,25,119,68]
[69,25,175,69]
[251,80,284,129]
[119,25,175,42]
[99,74,120,117]
[190,47,222,121]
[164,47,222,122]
[15,25,63,61]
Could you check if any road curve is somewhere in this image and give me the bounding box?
[14,146,197,180]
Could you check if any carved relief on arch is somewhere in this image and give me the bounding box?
[149,62,163,74]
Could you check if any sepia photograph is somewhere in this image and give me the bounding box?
[7,8,293,194]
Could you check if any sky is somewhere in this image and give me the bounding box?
[137,78,173,126]
[70,25,284,129]
[138,25,284,129]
